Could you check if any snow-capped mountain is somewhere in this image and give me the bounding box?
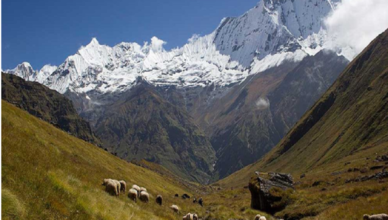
[3,0,351,183]
[213,0,339,66]
[6,62,58,83]
[6,0,340,96]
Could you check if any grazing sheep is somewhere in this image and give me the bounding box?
[131,185,141,197]
[182,193,190,199]
[112,179,121,195]
[175,194,179,197]
[139,191,149,203]
[128,188,138,202]
[183,213,192,220]
[170,204,180,214]
[156,195,163,205]
[102,179,119,196]
[363,214,388,220]
[183,213,198,220]
[254,214,267,220]
[193,197,197,203]
[139,187,147,192]
[104,179,121,195]
[132,184,141,192]
[119,180,126,194]
[198,197,203,207]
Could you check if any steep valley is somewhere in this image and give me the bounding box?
[75,50,347,182]
[4,0,350,183]
[3,0,388,219]
[217,28,388,220]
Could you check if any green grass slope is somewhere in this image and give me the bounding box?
[2,100,280,220]
[1,100,208,220]
[220,29,388,187]
[212,29,388,220]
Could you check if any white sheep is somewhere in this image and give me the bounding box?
[132,184,141,192]
[183,213,198,220]
[128,188,138,202]
[254,214,267,220]
[119,180,126,194]
[363,214,388,220]
[139,191,149,203]
[183,213,192,220]
[139,187,147,192]
[102,179,119,196]
[111,179,121,195]
[170,204,180,214]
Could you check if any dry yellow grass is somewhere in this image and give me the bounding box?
[2,100,276,219]
[1,101,202,219]
[4,98,387,220]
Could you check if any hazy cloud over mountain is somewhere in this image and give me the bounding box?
[324,0,388,60]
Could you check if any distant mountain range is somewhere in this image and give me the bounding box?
[5,0,350,183]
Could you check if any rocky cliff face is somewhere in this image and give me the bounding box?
[94,81,216,184]
[207,51,347,179]
[214,0,340,66]
[1,73,100,145]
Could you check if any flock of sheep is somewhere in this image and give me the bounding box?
[102,179,387,220]
[102,178,201,219]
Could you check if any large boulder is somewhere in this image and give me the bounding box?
[249,172,294,214]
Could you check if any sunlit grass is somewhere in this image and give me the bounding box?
[2,188,26,220]
[3,99,388,219]
[1,101,204,219]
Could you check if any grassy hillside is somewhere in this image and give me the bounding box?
[2,100,276,220]
[220,29,388,187]
[2,100,197,219]
[213,29,388,219]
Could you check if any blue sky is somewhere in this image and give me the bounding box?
[2,0,259,70]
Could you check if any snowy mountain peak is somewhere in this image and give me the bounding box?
[5,62,35,80]
[89,37,100,46]
[20,62,32,68]
[149,36,166,52]
[213,0,340,66]
[6,0,342,96]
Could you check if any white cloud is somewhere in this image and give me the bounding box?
[324,0,388,60]
[255,97,270,109]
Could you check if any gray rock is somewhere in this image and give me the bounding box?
[249,173,294,214]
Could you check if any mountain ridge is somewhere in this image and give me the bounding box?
[1,73,101,145]
[6,0,341,96]
[219,28,388,187]
[4,0,349,182]
[94,81,216,184]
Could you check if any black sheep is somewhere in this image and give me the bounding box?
[156,195,163,206]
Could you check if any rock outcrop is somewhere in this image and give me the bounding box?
[249,172,294,214]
